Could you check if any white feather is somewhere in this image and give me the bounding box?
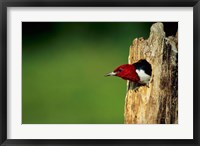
[136,69,151,84]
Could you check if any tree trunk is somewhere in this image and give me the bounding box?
[124,23,178,124]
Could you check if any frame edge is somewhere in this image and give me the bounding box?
[0,1,7,146]
[194,1,200,145]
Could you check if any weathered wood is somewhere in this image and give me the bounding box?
[124,23,178,124]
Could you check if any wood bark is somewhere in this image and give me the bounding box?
[124,23,178,124]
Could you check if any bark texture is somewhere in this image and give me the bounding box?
[124,23,178,124]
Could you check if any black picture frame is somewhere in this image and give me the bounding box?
[0,0,199,145]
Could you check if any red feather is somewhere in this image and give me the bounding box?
[114,64,140,82]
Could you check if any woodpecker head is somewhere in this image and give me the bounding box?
[105,64,140,82]
[105,59,152,85]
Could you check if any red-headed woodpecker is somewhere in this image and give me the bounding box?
[105,59,152,86]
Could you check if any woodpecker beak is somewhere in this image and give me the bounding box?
[104,72,117,76]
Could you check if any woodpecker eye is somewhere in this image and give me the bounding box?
[118,68,123,72]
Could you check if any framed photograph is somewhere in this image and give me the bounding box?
[0,0,199,145]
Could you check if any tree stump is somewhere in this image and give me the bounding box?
[124,23,178,124]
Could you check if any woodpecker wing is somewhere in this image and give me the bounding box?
[133,59,152,84]
[133,59,152,76]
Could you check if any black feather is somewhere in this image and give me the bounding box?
[133,59,152,76]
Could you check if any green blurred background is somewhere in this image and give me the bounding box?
[22,22,153,124]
